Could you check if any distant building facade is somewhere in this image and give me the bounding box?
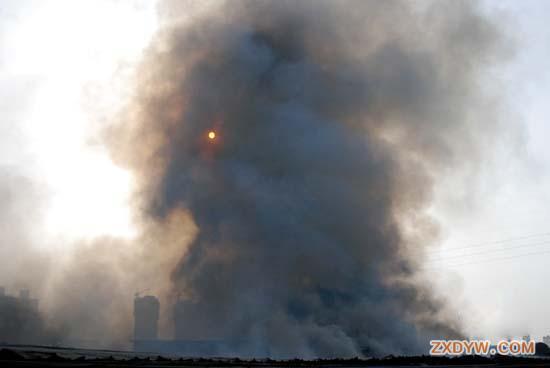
[133,295,160,341]
[133,296,268,357]
[0,288,44,344]
[174,299,217,340]
[18,288,39,309]
[544,335,550,346]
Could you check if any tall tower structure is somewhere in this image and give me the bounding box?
[133,295,160,341]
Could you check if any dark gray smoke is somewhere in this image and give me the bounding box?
[112,0,506,358]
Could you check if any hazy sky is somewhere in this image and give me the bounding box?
[1,0,550,342]
[430,0,550,341]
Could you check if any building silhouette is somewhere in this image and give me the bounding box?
[174,298,218,340]
[133,295,160,341]
[0,287,44,344]
[133,295,268,357]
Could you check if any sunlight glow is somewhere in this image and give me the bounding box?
[6,0,159,244]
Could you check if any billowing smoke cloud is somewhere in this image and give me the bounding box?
[108,0,506,358]
[0,168,195,349]
[0,0,512,358]
[39,212,196,349]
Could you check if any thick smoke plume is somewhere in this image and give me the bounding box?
[108,0,506,358]
[0,0,509,359]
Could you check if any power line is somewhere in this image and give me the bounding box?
[423,247,550,270]
[424,239,550,264]
[424,231,550,255]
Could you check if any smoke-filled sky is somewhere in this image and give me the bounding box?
[1,0,550,357]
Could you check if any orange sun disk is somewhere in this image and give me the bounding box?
[208,131,216,140]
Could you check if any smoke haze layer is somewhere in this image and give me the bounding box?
[110,0,505,358]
